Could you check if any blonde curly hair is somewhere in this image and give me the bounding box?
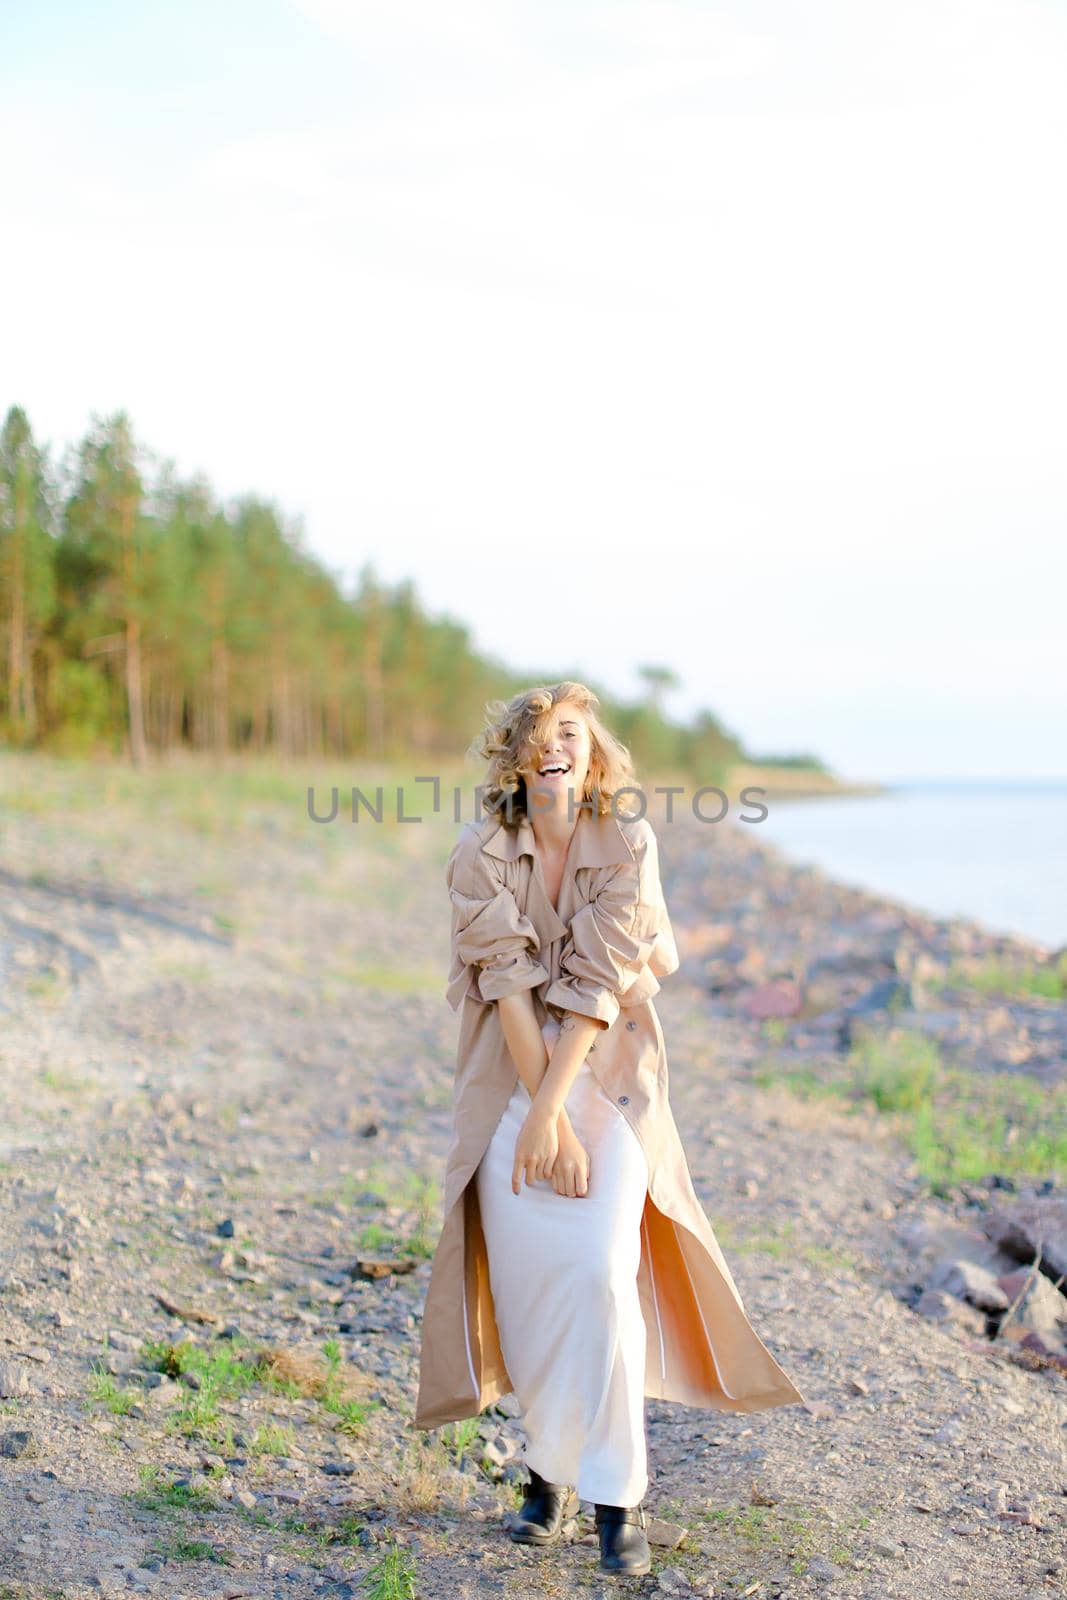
[470,680,640,825]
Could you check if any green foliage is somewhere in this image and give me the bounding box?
[138,1334,275,1447]
[848,1030,941,1111]
[756,1029,1067,1195]
[131,1463,220,1513]
[0,405,57,745]
[362,1545,418,1600]
[86,1361,140,1414]
[249,1422,296,1456]
[696,1497,869,1579]
[441,1416,481,1460]
[164,1386,224,1440]
[139,1335,265,1397]
[268,1509,371,1549]
[931,955,1067,1002]
[148,1534,232,1565]
[315,1337,380,1435]
[0,401,786,775]
[331,961,441,995]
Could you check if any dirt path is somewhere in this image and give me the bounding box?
[0,755,1063,1599]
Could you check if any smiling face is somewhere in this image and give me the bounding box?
[518,699,593,817]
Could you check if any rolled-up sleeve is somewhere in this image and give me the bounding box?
[543,822,666,1030]
[445,828,549,1011]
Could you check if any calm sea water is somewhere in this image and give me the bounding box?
[744,782,1067,950]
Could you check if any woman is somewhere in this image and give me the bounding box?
[414,682,805,1577]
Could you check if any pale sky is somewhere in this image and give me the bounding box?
[4,1,1065,782]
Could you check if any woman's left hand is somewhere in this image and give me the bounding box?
[511,1105,559,1193]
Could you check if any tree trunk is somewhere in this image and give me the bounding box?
[125,615,146,764]
[7,470,27,735]
[119,491,146,765]
[364,620,384,759]
[211,635,229,755]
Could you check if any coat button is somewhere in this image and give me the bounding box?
[626,1019,637,1030]
[618,1095,629,1105]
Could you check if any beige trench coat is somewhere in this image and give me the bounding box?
[414,806,806,1432]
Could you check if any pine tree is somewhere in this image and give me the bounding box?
[0,405,57,741]
[60,411,152,764]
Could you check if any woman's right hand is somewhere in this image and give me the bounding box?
[551,1116,590,1199]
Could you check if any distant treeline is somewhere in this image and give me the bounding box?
[0,403,826,778]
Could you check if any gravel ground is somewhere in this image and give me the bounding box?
[0,754,1063,1599]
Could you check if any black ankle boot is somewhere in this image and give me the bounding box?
[508,1465,579,1545]
[594,1501,651,1575]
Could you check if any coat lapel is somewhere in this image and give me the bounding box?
[480,807,633,940]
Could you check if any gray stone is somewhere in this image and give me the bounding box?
[873,1537,905,1558]
[984,1196,1067,1281]
[481,1431,520,1467]
[104,1328,141,1351]
[647,1516,688,1547]
[0,1430,35,1458]
[806,1554,842,1581]
[0,1361,32,1398]
[928,1257,1009,1311]
[915,1289,985,1332]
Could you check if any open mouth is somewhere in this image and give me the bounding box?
[539,763,571,776]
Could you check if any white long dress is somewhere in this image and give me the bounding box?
[474,1024,651,1507]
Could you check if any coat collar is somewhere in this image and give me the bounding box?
[481,806,634,869]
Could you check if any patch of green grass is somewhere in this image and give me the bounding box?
[25,970,68,1002]
[755,1028,1067,1195]
[330,1395,378,1436]
[249,1422,296,1456]
[164,1387,224,1440]
[317,1340,378,1436]
[356,1219,396,1251]
[130,1463,220,1513]
[261,1369,304,1400]
[363,1544,418,1600]
[329,961,441,995]
[156,957,216,982]
[274,1510,370,1550]
[139,1335,265,1398]
[86,1362,140,1415]
[849,1030,941,1112]
[753,1063,842,1102]
[707,1215,861,1274]
[441,1416,481,1461]
[321,1164,440,1260]
[39,1064,91,1093]
[696,1498,868,1577]
[137,1341,250,1448]
[329,1513,369,1546]
[148,1534,232,1565]
[932,954,1067,1002]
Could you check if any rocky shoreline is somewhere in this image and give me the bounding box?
[0,757,1063,1598]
